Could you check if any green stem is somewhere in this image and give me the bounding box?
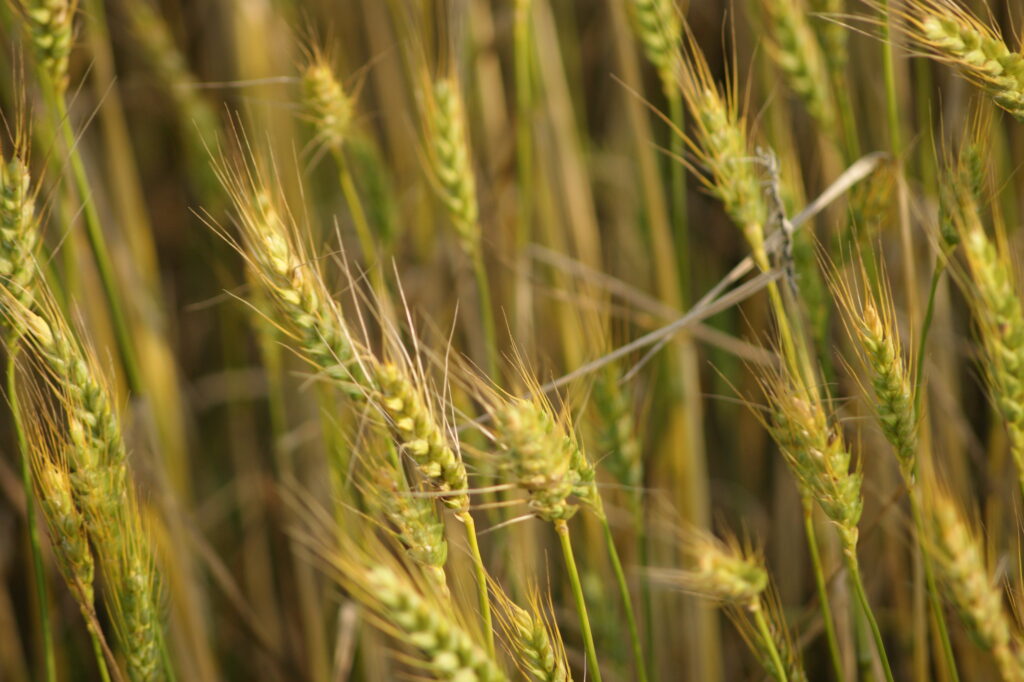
[555,519,602,682]
[846,549,895,682]
[87,626,113,682]
[460,511,495,659]
[880,0,902,157]
[803,503,846,682]
[751,601,788,682]
[333,149,386,297]
[470,247,499,380]
[47,86,142,395]
[635,497,656,680]
[599,515,647,682]
[666,85,688,303]
[914,258,945,419]
[8,352,56,682]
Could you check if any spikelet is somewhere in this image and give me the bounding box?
[477,366,605,521]
[426,77,480,256]
[301,50,354,151]
[215,150,471,509]
[494,586,571,682]
[676,28,770,268]
[35,456,96,609]
[627,0,681,87]
[924,486,1024,680]
[13,0,75,93]
[368,463,449,588]
[760,0,837,132]
[374,361,469,510]
[892,0,1024,121]
[761,375,862,550]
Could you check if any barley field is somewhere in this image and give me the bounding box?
[3,0,1024,680]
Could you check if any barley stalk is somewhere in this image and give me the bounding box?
[649,530,768,605]
[218,158,477,505]
[592,368,643,501]
[480,382,603,676]
[299,51,384,295]
[486,380,645,679]
[736,597,808,682]
[758,369,895,679]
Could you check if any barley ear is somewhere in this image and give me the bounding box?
[675,26,770,266]
[490,396,579,522]
[760,0,837,132]
[923,483,1024,680]
[316,534,508,682]
[833,264,918,482]
[627,0,682,89]
[37,457,95,597]
[493,582,571,682]
[950,187,1024,496]
[367,462,449,589]
[0,154,40,315]
[13,0,76,93]
[760,373,862,551]
[427,77,481,256]
[649,529,768,606]
[893,0,1024,121]
[301,50,354,152]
